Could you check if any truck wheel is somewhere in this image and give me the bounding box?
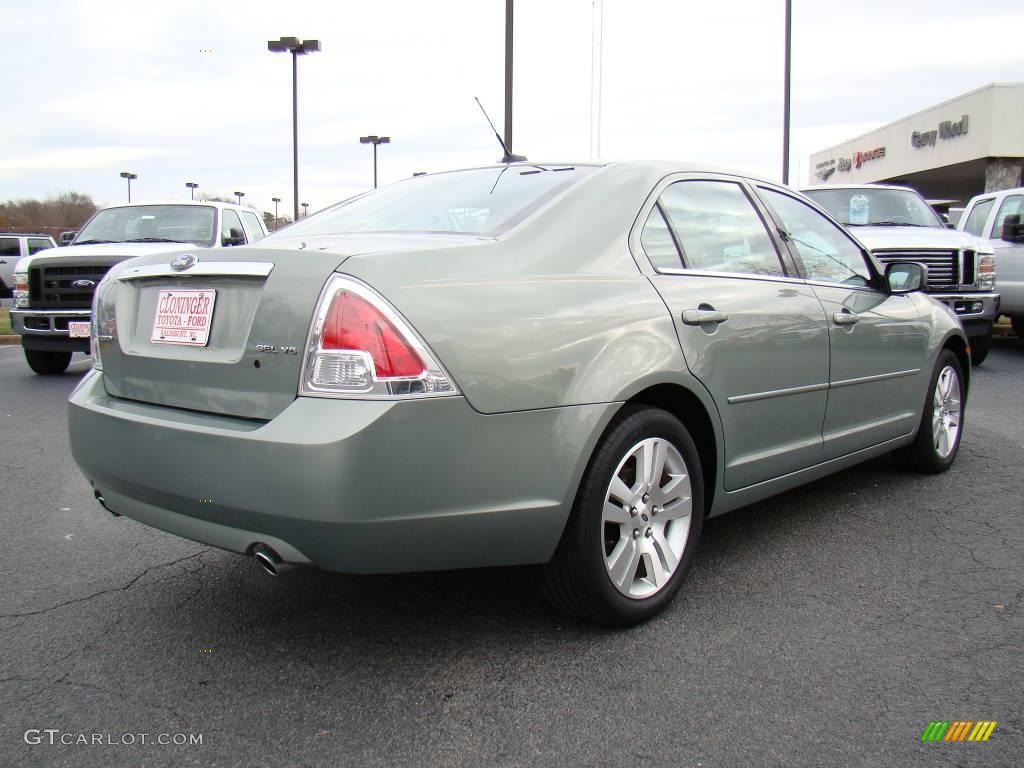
[1012,316,1024,339]
[969,332,992,366]
[24,349,72,375]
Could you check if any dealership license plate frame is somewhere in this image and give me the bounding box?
[151,288,217,347]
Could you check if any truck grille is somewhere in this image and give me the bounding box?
[872,249,959,289]
[29,265,110,308]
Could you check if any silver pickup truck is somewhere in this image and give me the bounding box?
[12,200,268,374]
[958,186,1024,338]
[803,184,998,364]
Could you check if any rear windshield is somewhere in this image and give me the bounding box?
[76,205,217,246]
[274,165,597,238]
[804,188,943,228]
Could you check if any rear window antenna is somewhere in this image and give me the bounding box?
[475,97,527,164]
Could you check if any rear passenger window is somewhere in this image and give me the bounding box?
[640,205,682,269]
[240,211,267,242]
[0,238,18,258]
[28,238,52,254]
[658,181,784,277]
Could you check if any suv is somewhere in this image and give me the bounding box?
[802,184,997,364]
[958,186,1024,337]
[11,201,268,374]
[0,234,57,298]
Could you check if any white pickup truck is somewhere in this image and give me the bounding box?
[957,186,1024,338]
[12,200,268,374]
[802,184,998,364]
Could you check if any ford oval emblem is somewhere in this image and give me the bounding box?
[71,279,96,288]
[170,253,198,272]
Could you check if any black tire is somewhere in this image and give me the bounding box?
[895,349,965,473]
[540,405,705,626]
[24,348,72,375]
[1011,316,1024,339]
[969,332,992,366]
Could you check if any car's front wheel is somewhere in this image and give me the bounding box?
[896,349,965,473]
[541,405,704,626]
[24,349,72,375]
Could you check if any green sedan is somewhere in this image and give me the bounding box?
[69,161,968,625]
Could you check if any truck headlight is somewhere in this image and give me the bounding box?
[13,273,28,308]
[978,253,995,289]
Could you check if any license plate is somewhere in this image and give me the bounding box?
[68,321,91,338]
[151,289,216,346]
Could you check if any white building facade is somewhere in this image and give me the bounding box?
[809,83,1024,206]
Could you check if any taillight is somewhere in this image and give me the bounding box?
[300,275,458,398]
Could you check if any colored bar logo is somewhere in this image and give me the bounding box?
[920,721,997,742]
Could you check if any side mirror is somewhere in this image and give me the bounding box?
[1001,214,1024,243]
[222,227,246,247]
[886,262,927,294]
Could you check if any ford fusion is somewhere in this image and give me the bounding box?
[69,161,968,625]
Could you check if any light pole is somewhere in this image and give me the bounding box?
[359,135,390,188]
[268,36,321,222]
[782,0,792,184]
[120,171,137,202]
[234,191,245,206]
[185,181,198,200]
[272,197,281,228]
[301,202,309,218]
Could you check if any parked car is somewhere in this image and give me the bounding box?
[59,231,78,247]
[802,184,997,364]
[957,186,1024,337]
[69,162,968,625]
[0,233,56,298]
[11,200,268,374]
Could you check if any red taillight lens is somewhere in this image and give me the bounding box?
[321,290,425,378]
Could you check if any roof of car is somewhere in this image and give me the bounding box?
[800,183,915,193]
[98,200,260,212]
[0,233,55,238]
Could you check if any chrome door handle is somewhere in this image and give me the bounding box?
[682,309,729,326]
[833,311,860,326]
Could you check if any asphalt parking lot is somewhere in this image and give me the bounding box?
[1,341,1021,768]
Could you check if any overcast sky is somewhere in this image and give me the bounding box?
[1,0,1021,218]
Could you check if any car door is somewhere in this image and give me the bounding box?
[988,193,1024,313]
[756,185,931,460]
[642,176,831,491]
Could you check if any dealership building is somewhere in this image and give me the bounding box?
[808,83,1024,207]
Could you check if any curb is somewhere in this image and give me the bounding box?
[0,335,19,346]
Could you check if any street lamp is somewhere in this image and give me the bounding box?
[301,202,309,218]
[271,197,281,228]
[268,36,321,221]
[234,191,245,206]
[185,181,199,200]
[120,171,138,202]
[359,135,390,188]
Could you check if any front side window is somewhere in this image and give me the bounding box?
[992,195,1023,240]
[0,237,18,258]
[657,181,784,277]
[271,165,597,239]
[962,198,995,238]
[76,205,217,247]
[761,188,873,286]
[803,187,944,228]
[28,238,53,254]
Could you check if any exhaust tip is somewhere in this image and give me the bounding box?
[94,489,121,517]
[253,547,280,576]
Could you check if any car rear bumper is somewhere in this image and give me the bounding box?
[68,370,614,574]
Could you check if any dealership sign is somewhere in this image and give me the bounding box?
[912,115,969,148]
[814,158,836,181]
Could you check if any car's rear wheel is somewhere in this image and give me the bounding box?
[24,349,72,375]
[969,331,992,366]
[895,349,964,473]
[541,405,704,626]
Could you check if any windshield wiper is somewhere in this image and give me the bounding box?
[867,221,925,227]
[123,237,187,243]
[74,239,115,245]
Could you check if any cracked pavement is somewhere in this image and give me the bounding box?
[0,342,1021,767]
